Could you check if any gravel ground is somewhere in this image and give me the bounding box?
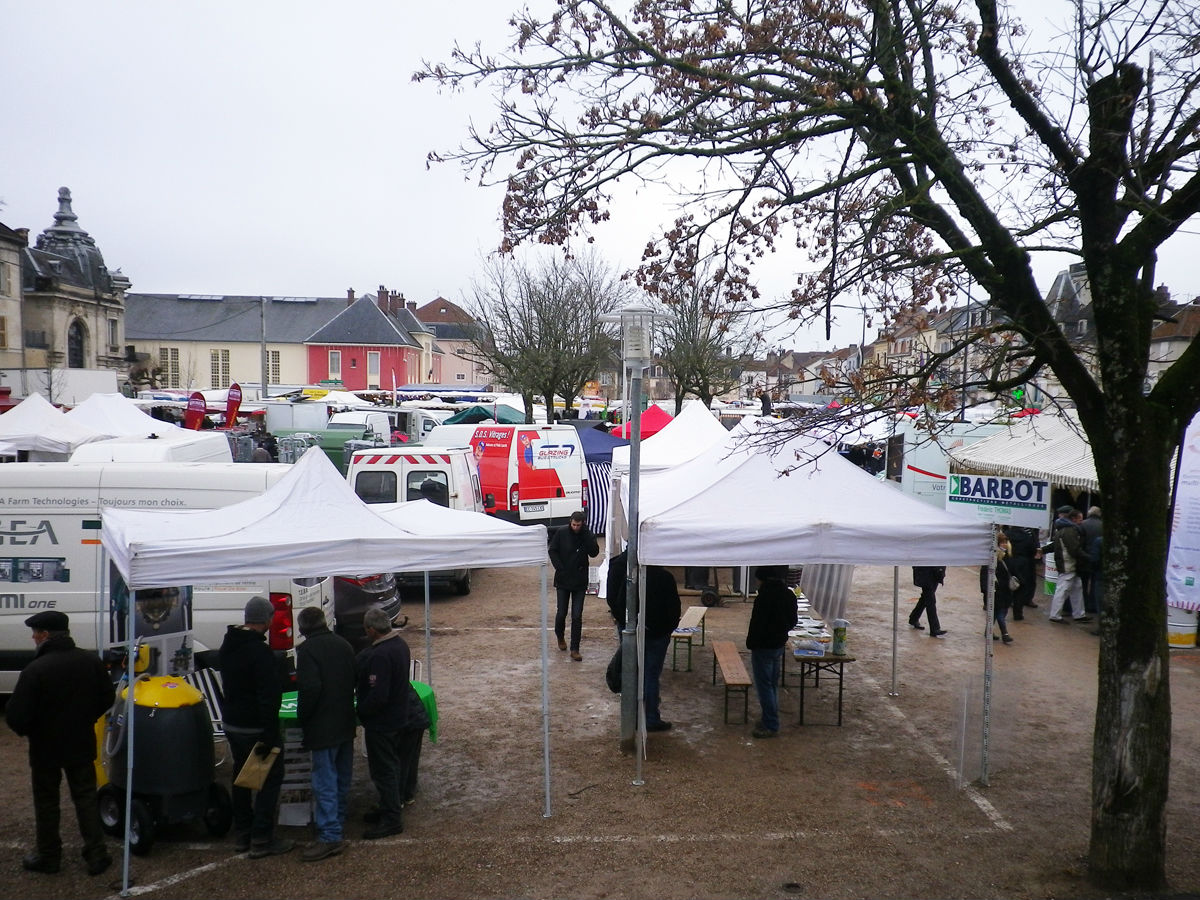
[1,562,1199,900]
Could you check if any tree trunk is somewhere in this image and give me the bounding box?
[1086,403,1173,890]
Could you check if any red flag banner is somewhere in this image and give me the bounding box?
[184,391,207,430]
[225,383,243,424]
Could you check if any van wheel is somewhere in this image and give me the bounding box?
[455,571,472,596]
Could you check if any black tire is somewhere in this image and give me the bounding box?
[128,798,156,856]
[204,783,233,836]
[455,570,472,596]
[700,588,721,608]
[97,783,123,837]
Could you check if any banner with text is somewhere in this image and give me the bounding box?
[945,474,1051,527]
[1167,413,1200,612]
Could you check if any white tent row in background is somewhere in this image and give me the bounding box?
[0,391,109,457]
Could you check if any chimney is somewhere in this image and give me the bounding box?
[347,288,355,306]
[406,300,417,312]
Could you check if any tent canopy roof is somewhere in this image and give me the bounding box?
[947,414,1097,491]
[0,392,107,455]
[637,420,994,567]
[612,403,673,439]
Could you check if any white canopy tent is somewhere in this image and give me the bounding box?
[0,391,108,458]
[65,392,186,437]
[99,447,554,887]
[947,413,1097,492]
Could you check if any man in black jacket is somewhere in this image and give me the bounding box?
[6,611,115,877]
[548,511,599,661]
[746,566,799,739]
[356,607,426,840]
[606,549,682,731]
[296,606,357,862]
[909,566,948,637]
[219,596,293,859]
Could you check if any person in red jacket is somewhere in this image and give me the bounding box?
[6,610,115,877]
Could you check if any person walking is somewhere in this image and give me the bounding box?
[219,596,294,859]
[1049,506,1092,624]
[295,606,357,862]
[605,549,682,732]
[1003,525,1041,620]
[548,510,599,661]
[356,607,426,839]
[909,566,948,637]
[6,611,115,877]
[981,532,1016,644]
[746,565,799,739]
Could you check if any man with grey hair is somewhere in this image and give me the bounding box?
[295,606,356,862]
[355,607,424,839]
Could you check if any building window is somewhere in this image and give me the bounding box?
[1077,319,1088,336]
[159,347,181,388]
[268,350,280,385]
[107,319,119,351]
[367,351,380,389]
[0,263,8,296]
[210,348,231,389]
[455,372,465,381]
[67,319,86,368]
[0,315,7,349]
[328,350,341,381]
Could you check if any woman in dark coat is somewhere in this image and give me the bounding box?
[981,532,1016,643]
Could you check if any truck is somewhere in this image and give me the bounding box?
[422,423,586,525]
[893,418,1006,508]
[345,445,488,594]
[0,462,334,694]
[273,410,393,473]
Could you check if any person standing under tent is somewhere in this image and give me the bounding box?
[6,611,115,877]
[1003,525,1041,620]
[220,596,294,859]
[1049,507,1092,624]
[909,566,948,637]
[1080,506,1103,615]
[746,565,799,739]
[295,606,357,862]
[605,549,682,732]
[548,510,599,661]
[356,607,426,839]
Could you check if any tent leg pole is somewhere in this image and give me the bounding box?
[890,567,899,697]
[540,564,552,817]
[423,572,432,687]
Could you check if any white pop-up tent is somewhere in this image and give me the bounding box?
[100,447,556,883]
[65,392,186,437]
[637,419,994,567]
[0,391,108,458]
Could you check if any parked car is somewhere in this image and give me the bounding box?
[333,572,404,651]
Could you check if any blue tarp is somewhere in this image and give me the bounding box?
[577,426,628,464]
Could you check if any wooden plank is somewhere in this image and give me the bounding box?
[711,640,751,686]
[676,605,706,632]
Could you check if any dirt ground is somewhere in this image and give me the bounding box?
[2,562,1199,900]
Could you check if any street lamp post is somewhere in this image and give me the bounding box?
[606,303,658,765]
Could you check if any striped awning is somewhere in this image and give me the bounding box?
[947,414,1098,491]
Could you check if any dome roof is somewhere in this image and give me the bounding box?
[26,187,116,293]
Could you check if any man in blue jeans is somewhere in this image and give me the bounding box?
[746,566,798,739]
[296,606,357,862]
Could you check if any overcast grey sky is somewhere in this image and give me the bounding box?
[2,1,1197,354]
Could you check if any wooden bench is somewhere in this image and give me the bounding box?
[710,640,752,724]
[671,605,708,671]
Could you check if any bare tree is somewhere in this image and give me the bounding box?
[465,253,625,421]
[421,0,1200,886]
[652,252,763,412]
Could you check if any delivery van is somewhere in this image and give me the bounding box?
[69,430,234,463]
[0,462,334,694]
[345,445,487,595]
[422,423,586,525]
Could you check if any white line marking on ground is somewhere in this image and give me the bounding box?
[859,669,1013,832]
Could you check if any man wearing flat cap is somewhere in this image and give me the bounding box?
[1049,506,1092,624]
[6,611,115,877]
[219,596,294,859]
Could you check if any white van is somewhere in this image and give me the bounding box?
[422,423,586,525]
[0,462,333,694]
[345,445,486,594]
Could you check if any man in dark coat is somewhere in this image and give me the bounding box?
[606,549,682,731]
[356,607,426,839]
[548,510,599,661]
[219,596,293,859]
[6,610,115,876]
[909,566,948,637]
[746,565,799,738]
[296,606,357,862]
[1002,525,1041,620]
